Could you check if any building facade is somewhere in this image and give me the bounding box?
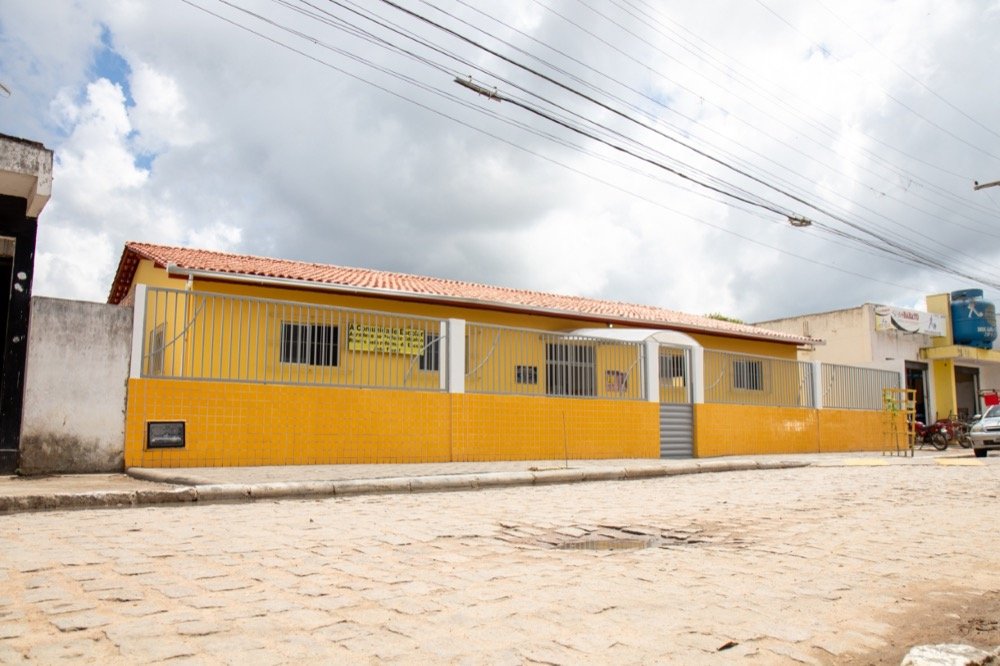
[758,294,1000,425]
[111,242,905,468]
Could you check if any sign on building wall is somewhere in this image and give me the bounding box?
[347,324,426,355]
[873,306,945,337]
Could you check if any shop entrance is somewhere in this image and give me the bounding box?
[955,366,980,421]
[905,362,929,424]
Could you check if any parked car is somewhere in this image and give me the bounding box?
[968,406,1000,457]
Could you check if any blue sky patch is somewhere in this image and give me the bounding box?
[91,24,133,107]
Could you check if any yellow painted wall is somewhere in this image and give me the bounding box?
[694,404,900,457]
[125,378,660,467]
[451,394,658,460]
[130,260,799,357]
[125,379,453,467]
[932,359,957,420]
[694,404,818,456]
[817,409,904,453]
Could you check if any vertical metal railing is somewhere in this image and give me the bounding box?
[658,346,691,404]
[464,323,646,400]
[141,287,445,391]
[703,350,814,407]
[822,363,901,410]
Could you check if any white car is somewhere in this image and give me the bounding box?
[968,405,1000,457]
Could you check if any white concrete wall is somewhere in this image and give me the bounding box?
[758,306,873,364]
[19,297,132,473]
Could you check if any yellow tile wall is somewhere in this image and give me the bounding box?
[125,379,452,467]
[125,379,659,467]
[694,404,906,456]
[816,409,903,453]
[694,403,819,457]
[451,394,659,461]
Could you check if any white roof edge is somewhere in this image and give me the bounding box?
[569,328,703,347]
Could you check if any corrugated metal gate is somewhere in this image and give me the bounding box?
[659,346,694,458]
[659,403,694,458]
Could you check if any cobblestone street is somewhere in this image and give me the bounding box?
[1,460,998,664]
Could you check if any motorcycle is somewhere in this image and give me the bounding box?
[914,420,949,450]
[935,416,974,449]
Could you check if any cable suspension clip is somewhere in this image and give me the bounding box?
[454,76,501,102]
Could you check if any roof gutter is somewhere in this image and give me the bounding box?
[164,263,816,346]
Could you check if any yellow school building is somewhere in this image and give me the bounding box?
[110,242,904,468]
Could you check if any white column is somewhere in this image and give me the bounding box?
[446,318,465,394]
[644,339,659,403]
[690,346,705,404]
[812,360,823,409]
[129,284,146,378]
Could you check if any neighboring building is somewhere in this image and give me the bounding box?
[0,134,52,474]
[109,242,904,468]
[757,292,1000,424]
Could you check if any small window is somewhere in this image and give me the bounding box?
[659,353,686,384]
[515,365,538,385]
[419,333,440,371]
[281,323,339,366]
[733,359,764,391]
[605,370,628,393]
[147,324,165,376]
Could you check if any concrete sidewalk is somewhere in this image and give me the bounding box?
[0,449,977,514]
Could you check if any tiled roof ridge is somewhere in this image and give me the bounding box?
[127,240,692,312]
[120,241,812,344]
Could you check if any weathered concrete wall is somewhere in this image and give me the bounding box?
[19,297,132,473]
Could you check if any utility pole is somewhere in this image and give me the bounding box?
[973,180,1000,191]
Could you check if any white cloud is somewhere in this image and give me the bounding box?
[3,0,1000,319]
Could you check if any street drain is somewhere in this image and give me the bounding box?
[557,537,652,551]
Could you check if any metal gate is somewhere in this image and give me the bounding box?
[658,345,694,458]
[659,403,694,458]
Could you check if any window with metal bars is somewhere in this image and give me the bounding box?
[419,333,440,371]
[280,323,339,366]
[545,343,596,397]
[659,353,686,385]
[732,358,764,391]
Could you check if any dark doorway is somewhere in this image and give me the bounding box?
[905,362,929,424]
[955,366,980,421]
[0,196,37,474]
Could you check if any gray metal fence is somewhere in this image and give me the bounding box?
[141,287,445,390]
[658,346,691,404]
[822,363,900,410]
[704,350,814,407]
[464,323,646,400]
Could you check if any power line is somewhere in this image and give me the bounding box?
[182,0,1000,292]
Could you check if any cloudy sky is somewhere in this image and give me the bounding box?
[1,0,999,322]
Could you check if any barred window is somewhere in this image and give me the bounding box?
[419,333,440,371]
[659,353,686,385]
[733,359,764,391]
[545,343,596,397]
[281,323,339,366]
[515,365,538,385]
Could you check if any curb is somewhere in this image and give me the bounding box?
[0,461,809,515]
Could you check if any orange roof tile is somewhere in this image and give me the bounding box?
[109,242,815,345]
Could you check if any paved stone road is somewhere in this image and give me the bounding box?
[1,461,998,664]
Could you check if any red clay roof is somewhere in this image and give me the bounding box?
[109,241,815,345]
